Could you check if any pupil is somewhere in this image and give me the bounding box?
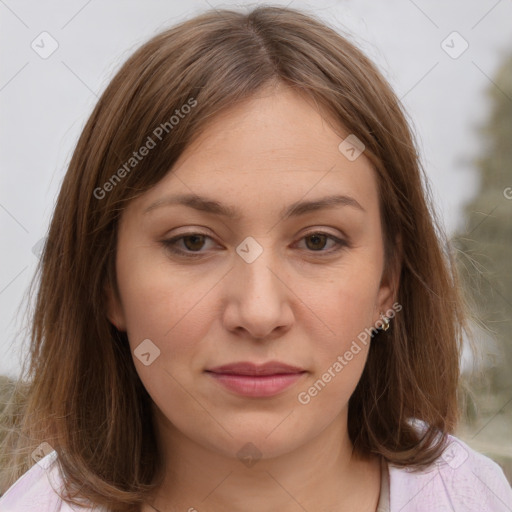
[184,235,204,251]
[307,234,326,251]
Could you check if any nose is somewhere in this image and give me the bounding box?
[221,240,294,341]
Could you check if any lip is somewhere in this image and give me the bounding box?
[208,361,305,375]
[206,361,307,398]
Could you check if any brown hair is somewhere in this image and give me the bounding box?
[0,5,465,510]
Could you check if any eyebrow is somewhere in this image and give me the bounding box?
[143,193,365,220]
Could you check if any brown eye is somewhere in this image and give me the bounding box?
[298,231,348,255]
[162,232,216,258]
[181,234,207,251]
[304,233,329,251]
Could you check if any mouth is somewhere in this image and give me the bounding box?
[205,361,307,397]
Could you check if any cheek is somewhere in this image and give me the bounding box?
[296,261,381,356]
[115,255,218,416]
[294,279,376,414]
[290,258,381,410]
[115,249,218,362]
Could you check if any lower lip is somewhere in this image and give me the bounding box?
[206,372,305,397]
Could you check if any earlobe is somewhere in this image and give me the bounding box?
[105,280,127,331]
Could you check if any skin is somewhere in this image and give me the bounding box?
[107,83,399,512]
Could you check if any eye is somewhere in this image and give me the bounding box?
[162,232,217,258]
[161,230,348,259]
[295,231,348,255]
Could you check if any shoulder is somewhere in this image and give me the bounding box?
[0,451,108,512]
[387,434,512,511]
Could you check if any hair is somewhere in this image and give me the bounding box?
[0,5,466,511]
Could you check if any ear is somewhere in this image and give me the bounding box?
[104,279,127,332]
[374,234,402,320]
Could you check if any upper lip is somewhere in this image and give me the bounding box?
[206,361,306,376]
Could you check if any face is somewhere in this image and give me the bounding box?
[107,85,397,462]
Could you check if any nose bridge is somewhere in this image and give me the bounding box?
[235,235,281,298]
[223,235,292,339]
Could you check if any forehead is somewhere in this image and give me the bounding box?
[180,86,350,166]
[133,86,380,219]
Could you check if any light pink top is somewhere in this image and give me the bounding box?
[1,434,511,511]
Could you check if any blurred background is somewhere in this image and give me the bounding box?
[1,0,511,484]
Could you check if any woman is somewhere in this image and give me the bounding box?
[1,5,511,512]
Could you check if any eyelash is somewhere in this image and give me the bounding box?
[161,231,349,259]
